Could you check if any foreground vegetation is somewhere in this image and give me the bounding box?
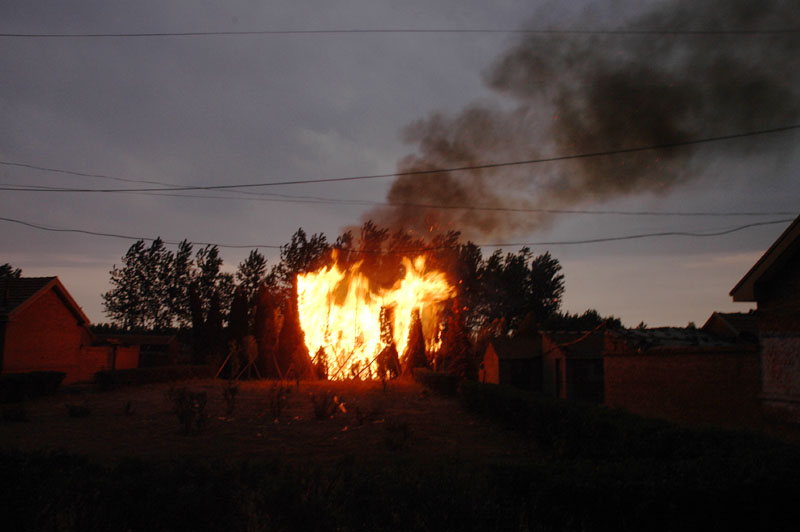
[2,375,798,531]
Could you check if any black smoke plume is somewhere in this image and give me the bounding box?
[367,0,800,239]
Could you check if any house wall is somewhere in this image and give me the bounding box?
[115,346,140,370]
[79,346,110,382]
[757,252,800,422]
[481,346,500,384]
[499,358,540,391]
[604,346,762,429]
[2,288,91,384]
[541,338,566,398]
[568,358,604,403]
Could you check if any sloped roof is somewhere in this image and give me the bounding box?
[731,215,800,302]
[701,311,758,340]
[544,330,605,358]
[0,276,90,325]
[488,336,541,360]
[94,333,178,347]
[611,327,734,351]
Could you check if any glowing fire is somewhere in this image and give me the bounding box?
[297,253,454,379]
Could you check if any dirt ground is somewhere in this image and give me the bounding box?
[0,379,536,465]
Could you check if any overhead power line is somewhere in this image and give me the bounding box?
[1,123,799,195]
[0,180,794,218]
[1,28,797,38]
[0,216,793,251]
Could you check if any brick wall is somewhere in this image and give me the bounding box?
[3,288,90,384]
[604,346,762,429]
[756,249,800,423]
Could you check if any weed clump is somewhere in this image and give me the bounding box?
[2,405,28,422]
[167,386,208,435]
[222,382,239,418]
[66,403,91,418]
[267,384,289,421]
[384,418,411,451]
[311,391,343,420]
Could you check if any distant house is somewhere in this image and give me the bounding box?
[603,327,761,428]
[481,336,541,390]
[701,311,758,343]
[541,330,605,403]
[731,214,800,423]
[93,333,179,367]
[1,277,94,383]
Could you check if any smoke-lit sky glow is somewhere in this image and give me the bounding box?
[1,0,798,327]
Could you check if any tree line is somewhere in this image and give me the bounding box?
[96,222,618,377]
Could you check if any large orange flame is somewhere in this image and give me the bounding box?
[297,253,454,379]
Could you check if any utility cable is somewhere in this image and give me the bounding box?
[1,123,798,194]
[0,181,794,218]
[1,28,798,38]
[0,216,792,251]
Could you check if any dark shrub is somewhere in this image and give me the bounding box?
[413,368,461,396]
[93,365,212,391]
[0,371,65,403]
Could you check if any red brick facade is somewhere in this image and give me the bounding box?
[2,286,93,383]
[604,344,762,429]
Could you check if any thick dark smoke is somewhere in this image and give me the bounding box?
[366,0,800,240]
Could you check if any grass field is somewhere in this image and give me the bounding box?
[0,378,534,465]
[2,377,799,531]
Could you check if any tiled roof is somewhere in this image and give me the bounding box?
[731,214,800,301]
[613,327,733,350]
[488,336,541,359]
[94,333,178,346]
[705,311,758,339]
[0,277,56,317]
[544,330,605,358]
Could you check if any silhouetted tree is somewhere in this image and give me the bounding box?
[438,298,472,376]
[541,309,622,332]
[402,309,429,375]
[253,283,281,378]
[189,282,206,364]
[269,228,330,299]
[204,291,225,367]
[236,250,268,304]
[167,240,194,327]
[103,240,149,329]
[228,286,249,343]
[277,283,312,378]
[0,263,21,279]
[526,251,565,325]
[195,244,234,319]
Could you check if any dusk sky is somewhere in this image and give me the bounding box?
[1,0,798,327]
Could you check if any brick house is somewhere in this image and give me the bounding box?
[731,215,800,423]
[603,327,761,428]
[0,277,94,383]
[541,330,605,403]
[93,333,179,366]
[0,276,136,383]
[480,336,542,391]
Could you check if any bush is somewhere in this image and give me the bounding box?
[412,368,462,397]
[311,391,339,420]
[93,365,212,391]
[167,387,208,435]
[0,371,65,403]
[457,380,800,464]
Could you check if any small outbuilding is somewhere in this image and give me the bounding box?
[541,330,605,403]
[481,336,542,391]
